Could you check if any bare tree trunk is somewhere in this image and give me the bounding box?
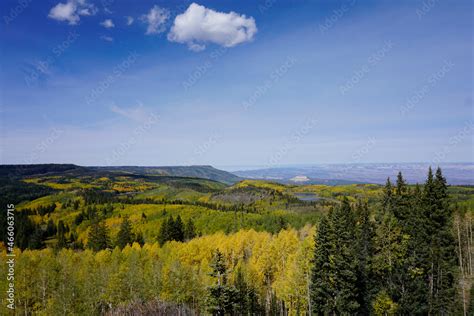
[456,216,466,316]
[467,216,473,276]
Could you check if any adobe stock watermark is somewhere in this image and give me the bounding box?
[339,40,394,95]
[258,0,278,14]
[242,56,297,111]
[7,127,63,183]
[416,0,438,19]
[23,127,63,165]
[333,137,377,179]
[3,0,33,25]
[85,51,140,105]
[184,133,222,166]
[266,116,319,167]
[104,111,159,165]
[25,31,80,87]
[400,60,454,116]
[431,120,474,165]
[5,204,15,310]
[318,0,357,34]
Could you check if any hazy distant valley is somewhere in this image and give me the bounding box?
[232,163,474,185]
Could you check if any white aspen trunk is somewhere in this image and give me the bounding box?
[457,217,467,316]
[467,216,473,275]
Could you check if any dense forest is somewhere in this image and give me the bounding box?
[0,166,472,315]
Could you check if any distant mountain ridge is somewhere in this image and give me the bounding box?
[0,164,242,185]
[232,163,474,185]
[95,165,241,184]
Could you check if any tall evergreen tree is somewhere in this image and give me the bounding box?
[87,220,110,251]
[134,230,145,246]
[207,250,239,315]
[157,216,173,246]
[331,199,360,313]
[426,167,457,314]
[56,220,67,249]
[382,177,393,209]
[396,171,407,196]
[234,267,249,315]
[157,215,186,245]
[116,216,134,249]
[310,215,333,314]
[173,215,185,242]
[184,218,197,241]
[45,218,57,237]
[310,199,359,314]
[355,201,375,314]
[29,226,45,249]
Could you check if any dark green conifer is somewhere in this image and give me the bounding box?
[87,220,110,251]
[116,215,134,249]
[56,220,67,249]
[184,218,197,241]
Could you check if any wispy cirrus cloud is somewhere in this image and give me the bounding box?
[140,5,170,35]
[48,0,97,25]
[126,16,134,26]
[110,102,152,123]
[100,35,114,42]
[168,3,257,52]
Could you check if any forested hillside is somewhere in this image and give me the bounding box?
[0,166,472,315]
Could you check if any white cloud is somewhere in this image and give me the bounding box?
[168,3,257,51]
[78,8,93,16]
[188,42,205,52]
[126,16,134,26]
[48,0,97,25]
[100,19,114,28]
[140,5,170,35]
[100,35,114,42]
[110,102,150,123]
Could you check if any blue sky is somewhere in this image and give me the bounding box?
[0,0,472,167]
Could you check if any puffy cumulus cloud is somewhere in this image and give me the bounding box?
[168,3,257,51]
[100,19,114,28]
[140,5,170,35]
[48,0,97,25]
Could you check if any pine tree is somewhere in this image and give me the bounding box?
[426,167,457,313]
[383,177,393,209]
[157,215,185,245]
[310,199,359,314]
[157,216,172,246]
[56,220,67,249]
[45,218,57,237]
[355,201,374,314]
[310,215,333,314]
[173,215,185,242]
[396,171,407,196]
[29,226,45,249]
[116,216,134,249]
[134,230,145,246]
[87,220,110,251]
[393,172,410,222]
[397,180,429,314]
[234,267,249,315]
[184,218,197,241]
[207,249,239,315]
[331,199,359,313]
